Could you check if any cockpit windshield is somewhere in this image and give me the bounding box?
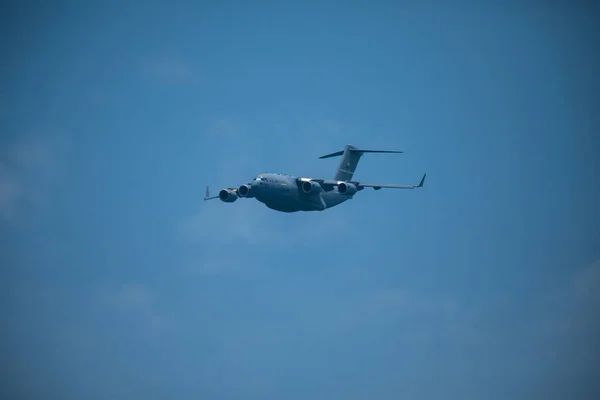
[254,175,267,181]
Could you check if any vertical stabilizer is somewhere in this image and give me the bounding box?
[333,145,361,181]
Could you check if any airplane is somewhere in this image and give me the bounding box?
[204,144,426,213]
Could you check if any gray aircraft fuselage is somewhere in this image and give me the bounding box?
[246,173,349,213]
[206,144,426,213]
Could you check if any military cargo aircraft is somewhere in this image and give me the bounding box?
[204,144,426,213]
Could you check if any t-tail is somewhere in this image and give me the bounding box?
[319,144,404,181]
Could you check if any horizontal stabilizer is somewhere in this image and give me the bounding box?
[319,150,345,159]
[353,149,404,155]
[319,147,403,159]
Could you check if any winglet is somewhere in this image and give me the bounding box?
[204,186,211,201]
[418,173,427,188]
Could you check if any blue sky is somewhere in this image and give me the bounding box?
[2,2,599,399]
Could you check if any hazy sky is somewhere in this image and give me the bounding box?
[2,2,599,399]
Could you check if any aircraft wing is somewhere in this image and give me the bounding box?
[304,174,426,191]
[357,174,426,190]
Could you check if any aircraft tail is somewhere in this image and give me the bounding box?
[319,145,403,181]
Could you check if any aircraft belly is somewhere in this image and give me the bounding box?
[296,193,326,211]
[256,183,328,212]
[258,185,302,212]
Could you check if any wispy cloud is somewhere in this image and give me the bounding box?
[178,196,359,277]
[539,257,600,338]
[336,287,476,342]
[99,283,176,335]
[573,258,600,301]
[531,257,600,384]
[0,133,71,223]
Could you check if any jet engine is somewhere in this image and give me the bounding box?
[238,184,253,198]
[219,189,238,203]
[338,182,358,196]
[301,180,323,194]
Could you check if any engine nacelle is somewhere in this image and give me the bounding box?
[301,180,323,194]
[219,189,238,203]
[338,182,358,196]
[238,184,254,198]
